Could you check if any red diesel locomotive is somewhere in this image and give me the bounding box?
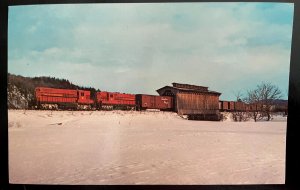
[96,91,136,110]
[35,87,93,110]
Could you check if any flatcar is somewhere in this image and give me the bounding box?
[35,87,94,110]
[96,91,136,110]
[135,94,173,111]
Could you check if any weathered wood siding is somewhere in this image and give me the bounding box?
[176,93,219,115]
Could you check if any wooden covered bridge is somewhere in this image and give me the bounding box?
[157,82,221,121]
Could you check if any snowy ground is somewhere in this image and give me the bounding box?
[8,110,287,185]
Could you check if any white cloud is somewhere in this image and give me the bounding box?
[8,3,293,99]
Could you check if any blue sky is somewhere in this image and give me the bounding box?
[8,3,294,100]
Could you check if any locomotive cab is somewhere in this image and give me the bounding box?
[77,90,94,110]
[77,90,93,104]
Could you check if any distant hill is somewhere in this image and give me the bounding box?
[272,99,288,106]
[7,73,99,109]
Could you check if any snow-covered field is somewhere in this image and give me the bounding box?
[8,110,287,184]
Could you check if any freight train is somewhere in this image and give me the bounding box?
[35,86,264,112]
[35,87,173,111]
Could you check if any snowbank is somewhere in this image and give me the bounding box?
[9,110,286,184]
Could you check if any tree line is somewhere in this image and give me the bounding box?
[7,73,99,109]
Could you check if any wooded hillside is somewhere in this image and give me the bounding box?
[7,73,98,109]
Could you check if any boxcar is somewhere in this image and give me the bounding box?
[228,101,235,111]
[96,91,136,109]
[219,101,229,111]
[234,101,246,111]
[245,104,251,112]
[248,103,262,112]
[223,101,229,111]
[219,101,235,112]
[135,94,173,111]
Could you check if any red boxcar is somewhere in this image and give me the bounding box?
[222,101,229,110]
[219,101,235,111]
[135,94,173,111]
[248,103,262,112]
[245,104,251,111]
[228,101,235,111]
[219,101,229,111]
[96,91,136,109]
[234,101,246,111]
[35,87,93,109]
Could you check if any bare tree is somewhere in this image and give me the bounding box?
[231,91,250,122]
[259,82,282,120]
[246,82,282,121]
[244,89,263,122]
